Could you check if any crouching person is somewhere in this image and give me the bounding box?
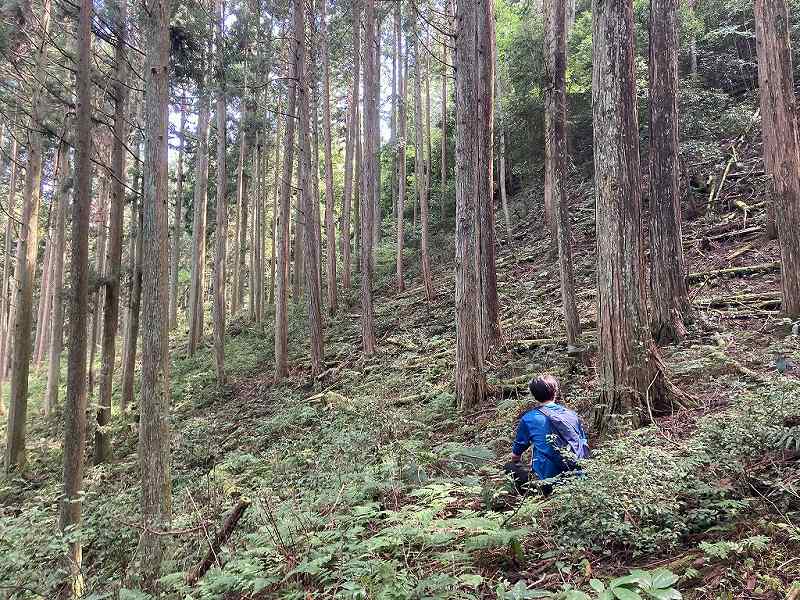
[504,375,589,496]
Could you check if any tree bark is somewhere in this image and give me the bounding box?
[5,0,52,473]
[88,178,109,403]
[59,0,88,588]
[188,91,211,354]
[754,0,800,318]
[413,28,434,301]
[275,3,303,381]
[648,0,690,344]
[321,0,337,316]
[33,236,53,367]
[139,0,173,586]
[212,0,227,384]
[170,94,186,329]
[373,18,382,248]
[121,146,143,414]
[454,0,490,410]
[0,124,19,413]
[341,3,361,293]
[298,6,324,375]
[495,54,512,239]
[396,5,406,292]
[269,100,281,308]
[94,0,130,465]
[592,0,667,428]
[360,0,377,355]
[44,142,70,417]
[440,32,448,222]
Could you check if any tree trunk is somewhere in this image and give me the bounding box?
[269,101,281,308]
[0,125,19,414]
[354,97,362,265]
[440,32,448,222]
[212,0,227,384]
[454,0,490,410]
[275,3,303,381]
[139,0,173,585]
[341,3,361,293]
[495,54,512,239]
[543,0,581,348]
[88,178,109,403]
[298,7,324,375]
[44,142,70,417]
[373,19,382,248]
[33,236,53,367]
[170,94,186,329]
[425,30,433,206]
[121,146,143,414]
[648,0,690,344]
[592,0,667,428]
[360,0,377,355]
[95,0,130,465]
[754,0,800,318]
[232,74,249,316]
[391,7,398,221]
[396,5,406,292]
[413,29,434,301]
[60,0,88,588]
[5,0,52,473]
[321,0,337,316]
[188,92,211,354]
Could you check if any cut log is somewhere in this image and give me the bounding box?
[186,498,251,586]
[682,226,762,247]
[687,261,780,283]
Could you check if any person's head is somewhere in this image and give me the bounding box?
[528,375,559,403]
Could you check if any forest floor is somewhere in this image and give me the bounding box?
[2,140,800,599]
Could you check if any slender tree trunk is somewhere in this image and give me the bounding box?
[212,0,227,384]
[425,30,433,205]
[321,0,337,315]
[269,101,281,308]
[454,0,490,410]
[494,53,512,239]
[0,127,19,414]
[341,3,361,293]
[413,29,434,301]
[94,1,130,464]
[360,0,377,355]
[121,146,143,413]
[391,8,398,221]
[354,98,362,266]
[45,142,70,416]
[648,0,690,344]
[5,0,52,473]
[170,94,186,329]
[275,4,303,381]
[755,0,800,317]
[544,0,581,348]
[311,87,323,298]
[395,5,406,292]
[188,92,211,354]
[88,179,109,402]
[440,32,448,222]
[139,0,172,585]
[232,66,250,316]
[33,237,53,367]
[298,8,324,374]
[292,147,304,303]
[373,19,382,248]
[592,0,667,428]
[60,0,88,588]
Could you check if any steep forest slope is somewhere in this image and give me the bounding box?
[2,96,800,598]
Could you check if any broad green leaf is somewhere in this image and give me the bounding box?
[645,588,682,600]
[460,574,484,588]
[590,579,606,593]
[564,591,591,600]
[650,569,680,590]
[612,588,643,600]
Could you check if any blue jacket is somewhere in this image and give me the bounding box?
[512,402,588,480]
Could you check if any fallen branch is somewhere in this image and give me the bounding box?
[186,498,252,586]
[694,292,782,308]
[687,261,780,283]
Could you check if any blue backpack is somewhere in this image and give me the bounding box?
[537,405,590,468]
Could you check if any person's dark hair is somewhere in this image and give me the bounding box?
[528,375,559,402]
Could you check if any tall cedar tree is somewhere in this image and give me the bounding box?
[648,0,690,343]
[360,0,377,355]
[298,2,324,374]
[45,142,70,414]
[321,0,337,315]
[341,2,361,292]
[543,0,580,347]
[60,0,87,587]
[413,25,434,300]
[395,3,406,291]
[139,0,172,586]
[754,0,800,317]
[592,0,668,428]
[96,0,129,463]
[0,124,19,413]
[454,0,492,409]
[440,32,448,221]
[4,0,51,473]
[170,96,186,329]
[188,85,211,354]
[275,0,303,380]
[212,0,227,384]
